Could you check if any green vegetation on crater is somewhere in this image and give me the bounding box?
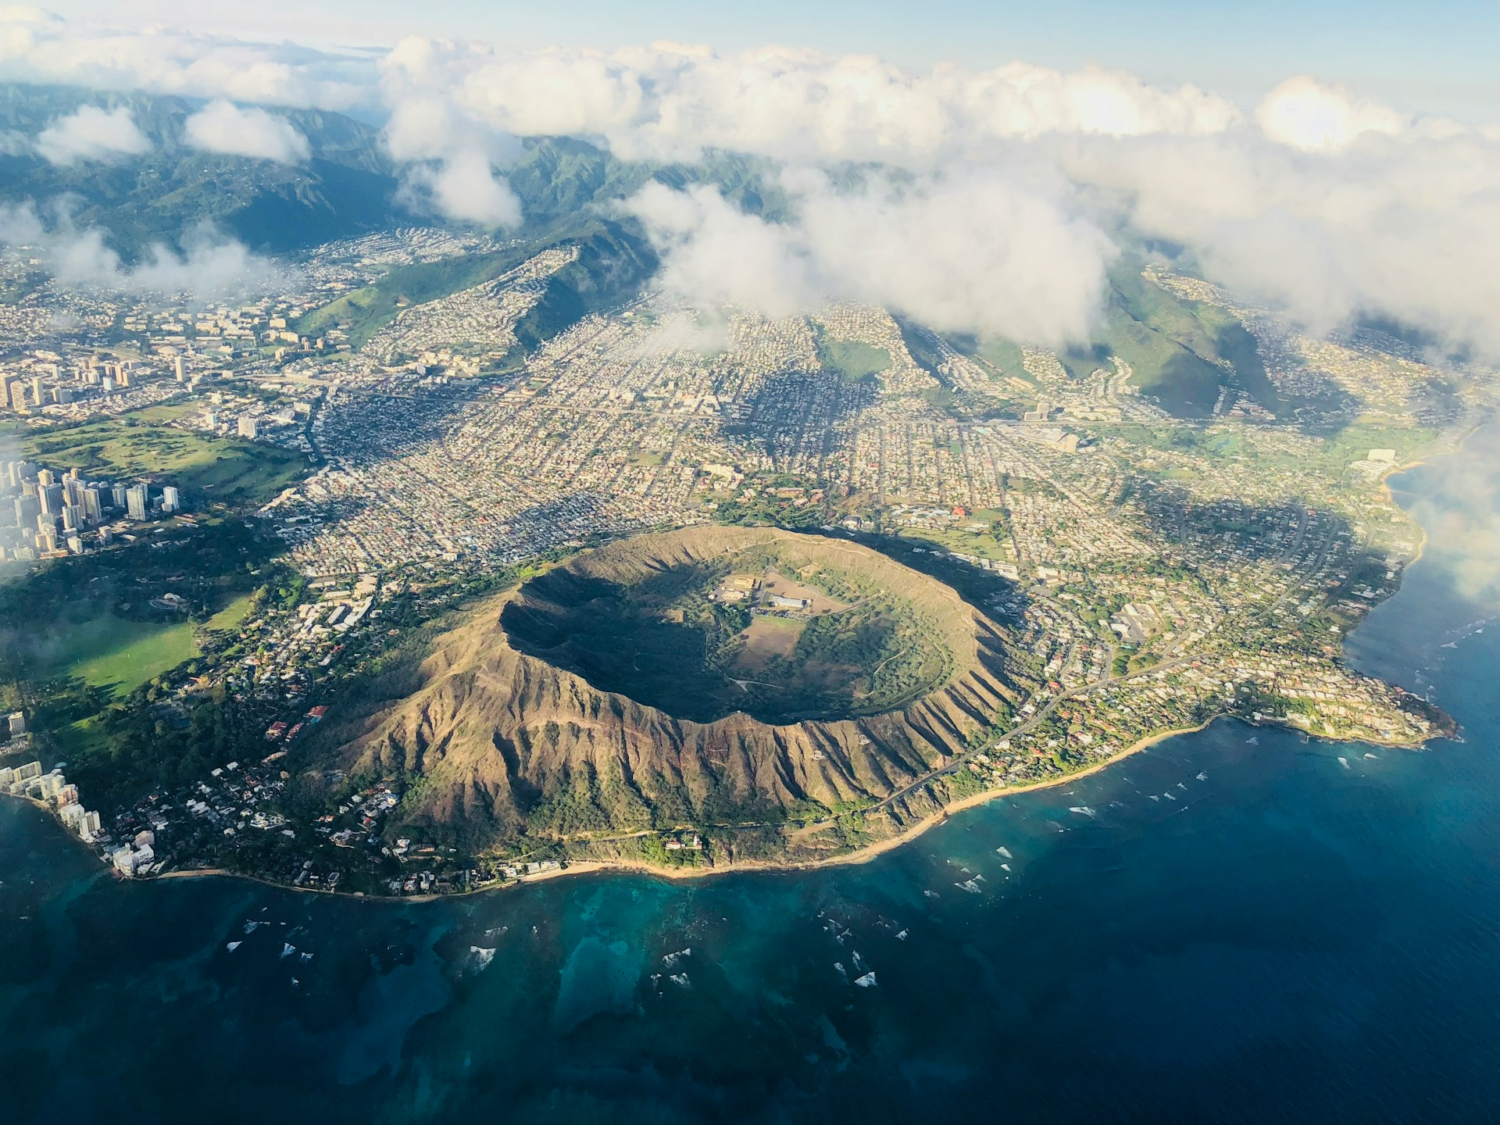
[502,542,956,725]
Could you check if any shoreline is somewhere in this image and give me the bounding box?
[7,705,1432,903]
[1374,417,1487,570]
[91,721,1215,897]
[111,711,1427,900]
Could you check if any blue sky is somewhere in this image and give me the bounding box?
[53,0,1500,118]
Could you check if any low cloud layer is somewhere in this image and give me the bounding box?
[382,92,522,226]
[35,104,150,164]
[0,202,287,297]
[379,38,1241,168]
[0,7,372,110]
[1255,77,1409,152]
[1057,119,1500,354]
[2,11,1499,357]
[377,44,1500,355]
[183,100,310,162]
[629,174,1111,345]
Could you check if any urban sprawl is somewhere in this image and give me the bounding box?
[0,227,1483,895]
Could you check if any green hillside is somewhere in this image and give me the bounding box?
[0,84,399,254]
[1091,265,1280,416]
[294,218,657,351]
[1028,262,1280,418]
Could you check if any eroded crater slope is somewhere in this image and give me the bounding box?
[322,526,1034,864]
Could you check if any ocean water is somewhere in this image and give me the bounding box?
[3,435,1499,1124]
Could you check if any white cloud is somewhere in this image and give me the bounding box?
[1256,77,1407,152]
[400,149,522,227]
[382,87,523,226]
[0,202,288,297]
[0,9,374,110]
[35,104,150,164]
[1056,126,1500,355]
[4,15,1500,362]
[629,182,816,318]
[380,39,1241,167]
[183,99,310,162]
[628,172,1112,345]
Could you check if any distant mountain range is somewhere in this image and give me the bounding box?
[0,84,399,251]
[0,84,788,254]
[0,82,1281,418]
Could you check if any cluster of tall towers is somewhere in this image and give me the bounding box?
[0,459,180,560]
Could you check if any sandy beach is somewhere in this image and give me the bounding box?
[137,715,1235,898]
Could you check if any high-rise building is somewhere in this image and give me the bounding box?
[174,356,186,382]
[125,484,148,521]
[161,486,181,513]
[111,484,128,509]
[81,486,104,523]
[37,468,54,487]
[61,504,80,532]
[237,416,259,439]
[39,483,64,514]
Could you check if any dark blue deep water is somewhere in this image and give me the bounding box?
[3,434,1499,1124]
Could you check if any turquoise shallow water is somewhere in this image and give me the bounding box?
[3,435,1499,1124]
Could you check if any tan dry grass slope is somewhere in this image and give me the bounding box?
[330,527,1030,855]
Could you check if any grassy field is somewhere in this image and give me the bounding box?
[900,525,1010,561]
[133,402,209,424]
[49,612,199,695]
[22,415,304,507]
[1321,419,1440,466]
[206,592,256,631]
[817,339,892,383]
[732,615,805,673]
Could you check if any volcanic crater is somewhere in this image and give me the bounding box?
[328,526,1033,863]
